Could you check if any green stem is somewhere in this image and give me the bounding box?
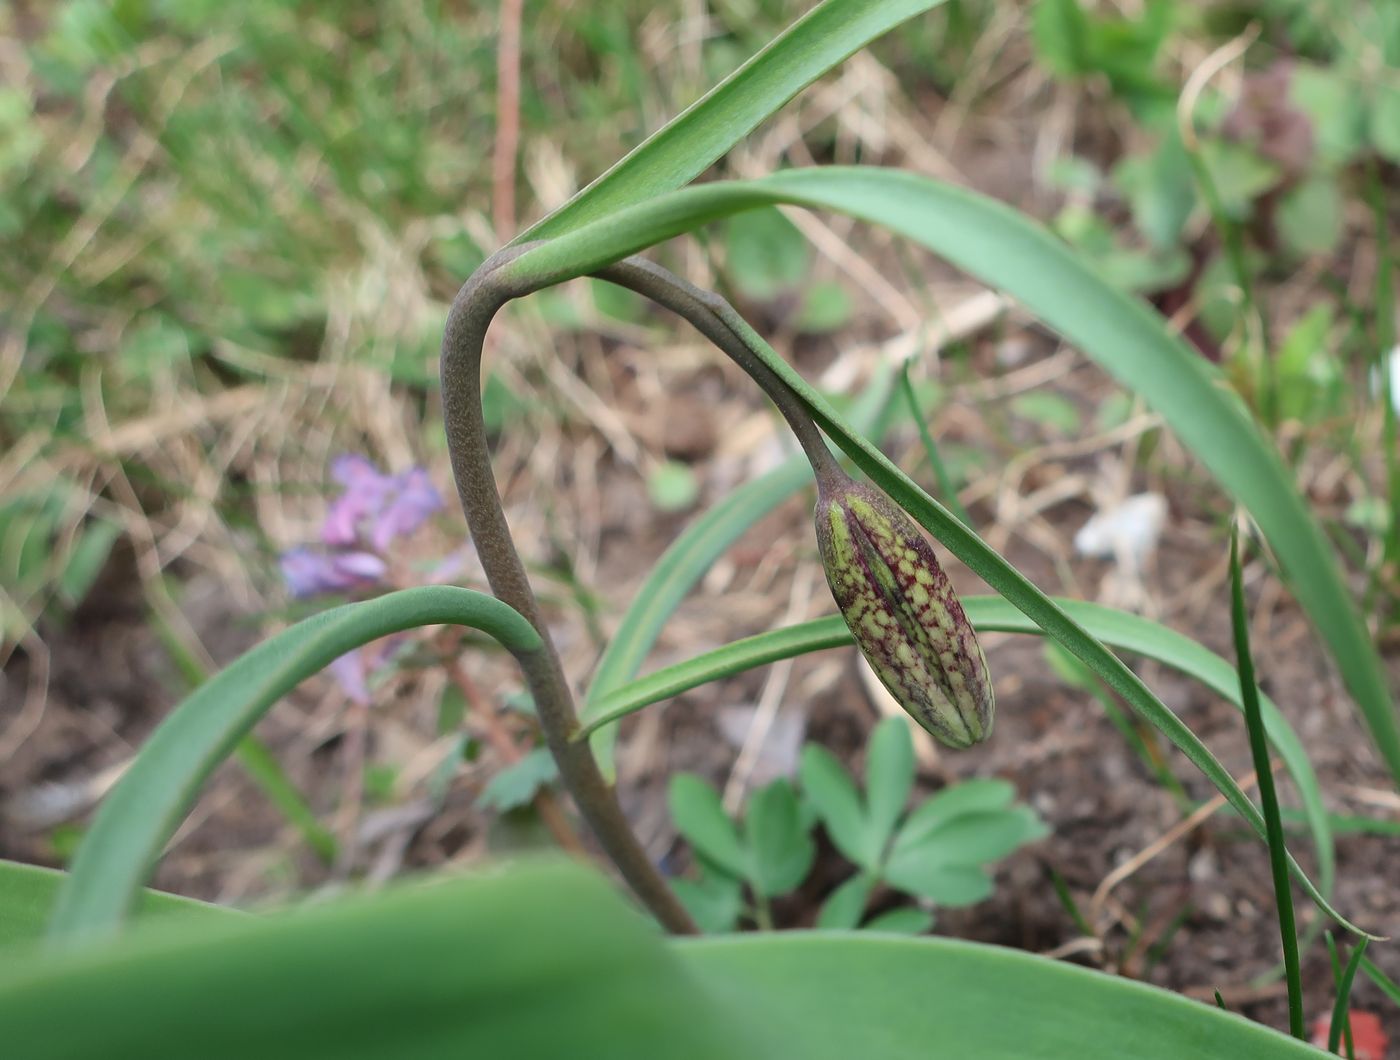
[1230,527,1304,1039]
[441,246,696,934]
[1368,164,1399,568]
[898,361,970,526]
[1183,146,1274,427]
[595,257,843,486]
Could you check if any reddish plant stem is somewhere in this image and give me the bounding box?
[493,0,523,239]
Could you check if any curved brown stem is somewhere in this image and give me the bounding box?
[594,257,845,489]
[441,246,839,935]
[442,246,696,934]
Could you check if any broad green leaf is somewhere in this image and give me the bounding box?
[578,597,1335,912]
[1030,0,1093,78]
[1371,83,1400,162]
[516,0,949,242]
[1198,140,1278,220]
[890,807,1048,869]
[816,874,873,930]
[1276,177,1343,258]
[794,280,854,333]
[1275,304,1340,422]
[5,863,748,1059]
[900,780,1017,835]
[1009,391,1081,434]
[671,869,744,935]
[861,907,934,935]
[1113,133,1195,250]
[1290,64,1368,168]
[744,780,815,898]
[506,166,1398,810]
[883,858,992,907]
[0,860,1319,1058]
[668,774,747,880]
[688,930,1319,1056]
[863,718,914,864]
[0,860,234,951]
[478,748,560,813]
[647,461,701,512]
[723,207,809,301]
[798,745,869,868]
[48,587,542,949]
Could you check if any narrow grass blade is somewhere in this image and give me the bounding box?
[48,587,541,949]
[1359,954,1400,1006]
[1230,528,1304,1039]
[233,739,338,863]
[517,0,948,241]
[578,596,1333,903]
[503,167,1400,790]
[1325,931,1369,1056]
[898,361,970,526]
[149,594,338,862]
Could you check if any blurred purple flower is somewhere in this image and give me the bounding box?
[321,455,442,551]
[329,650,371,705]
[280,547,388,598]
[279,454,450,703]
[369,467,442,552]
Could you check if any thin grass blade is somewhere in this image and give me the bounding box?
[1230,527,1304,1039]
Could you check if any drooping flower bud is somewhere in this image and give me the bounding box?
[815,472,994,748]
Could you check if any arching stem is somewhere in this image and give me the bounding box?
[442,246,696,934]
[441,245,838,935]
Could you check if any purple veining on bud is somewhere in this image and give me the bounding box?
[814,471,994,749]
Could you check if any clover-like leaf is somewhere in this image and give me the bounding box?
[745,779,816,898]
[863,717,915,860]
[816,873,874,930]
[799,745,869,868]
[668,774,747,879]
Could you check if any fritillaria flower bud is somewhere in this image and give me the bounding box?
[815,471,994,749]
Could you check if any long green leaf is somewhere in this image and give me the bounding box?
[0,860,1317,1058]
[6,863,747,1059]
[584,367,896,777]
[685,932,1318,1058]
[48,587,541,949]
[580,597,1333,899]
[516,0,947,242]
[0,860,235,951]
[500,167,1400,790]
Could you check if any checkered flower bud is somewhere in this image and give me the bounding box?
[815,473,994,748]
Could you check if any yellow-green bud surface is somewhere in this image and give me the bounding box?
[815,475,993,748]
